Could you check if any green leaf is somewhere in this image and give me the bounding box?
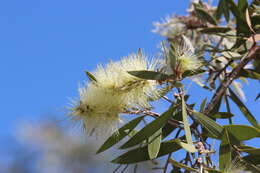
[221,51,242,60]
[239,69,260,79]
[199,27,231,34]
[228,88,260,129]
[182,95,193,145]
[239,148,260,155]
[84,71,97,82]
[193,111,224,138]
[215,0,230,22]
[96,116,144,154]
[203,168,223,173]
[162,110,181,138]
[226,0,250,36]
[148,128,162,159]
[200,97,207,112]
[111,139,182,164]
[224,125,260,141]
[177,141,197,153]
[255,93,260,101]
[120,106,175,149]
[128,70,170,81]
[243,154,260,165]
[238,0,248,12]
[183,69,205,78]
[194,6,218,25]
[169,158,199,173]
[219,129,232,171]
[210,112,234,119]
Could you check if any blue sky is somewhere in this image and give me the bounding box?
[0,0,259,145]
[0,0,189,135]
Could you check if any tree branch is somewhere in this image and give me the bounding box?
[203,44,260,115]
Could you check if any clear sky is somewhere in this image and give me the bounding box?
[0,0,190,135]
[0,0,259,144]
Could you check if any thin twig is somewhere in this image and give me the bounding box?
[204,44,260,115]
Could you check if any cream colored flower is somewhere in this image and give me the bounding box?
[162,35,202,77]
[152,15,185,38]
[69,52,160,137]
[176,36,202,73]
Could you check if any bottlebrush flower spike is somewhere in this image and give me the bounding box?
[69,52,160,137]
[162,35,202,79]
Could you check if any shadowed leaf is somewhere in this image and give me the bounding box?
[96,116,144,154]
[229,88,260,129]
[120,106,175,149]
[111,139,181,164]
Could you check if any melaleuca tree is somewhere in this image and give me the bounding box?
[68,0,260,172]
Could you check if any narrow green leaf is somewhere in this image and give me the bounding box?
[193,111,224,138]
[222,0,230,22]
[255,93,260,101]
[239,69,260,79]
[120,106,175,149]
[182,95,193,145]
[96,116,144,154]
[169,43,177,70]
[169,158,199,173]
[203,167,223,173]
[238,0,248,12]
[228,88,260,129]
[215,0,225,20]
[200,97,207,112]
[239,148,260,155]
[219,129,232,171]
[162,109,181,138]
[199,27,231,34]
[177,141,198,153]
[148,128,162,159]
[183,69,205,78]
[221,51,242,60]
[111,139,181,164]
[84,71,97,82]
[242,154,260,165]
[128,70,170,81]
[194,6,218,25]
[224,125,260,141]
[211,112,234,119]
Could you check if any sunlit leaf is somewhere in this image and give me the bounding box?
[181,95,193,145]
[177,141,197,153]
[224,125,260,141]
[128,70,170,81]
[148,128,162,159]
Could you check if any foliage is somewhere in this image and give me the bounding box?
[70,0,260,172]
